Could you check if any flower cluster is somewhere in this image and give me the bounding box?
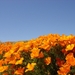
[0,34,75,75]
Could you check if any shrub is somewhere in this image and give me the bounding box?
[0,34,75,75]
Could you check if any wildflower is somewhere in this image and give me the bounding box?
[0,59,4,66]
[61,49,67,55]
[60,34,67,41]
[56,58,64,67]
[65,44,74,51]
[44,57,51,65]
[4,51,12,58]
[24,44,31,52]
[3,72,8,75]
[66,53,75,66]
[39,40,51,51]
[25,63,36,72]
[57,63,70,75]
[13,52,21,59]
[38,51,44,58]
[15,57,24,65]
[5,55,17,64]
[0,66,8,72]
[14,67,25,75]
[30,47,40,59]
[9,59,16,64]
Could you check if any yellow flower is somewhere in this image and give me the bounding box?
[15,57,24,65]
[65,44,74,51]
[4,51,12,58]
[25,63,36,72]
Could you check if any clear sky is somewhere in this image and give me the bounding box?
[0,0,75,42]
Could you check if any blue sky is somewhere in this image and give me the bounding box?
[0,0,75,42]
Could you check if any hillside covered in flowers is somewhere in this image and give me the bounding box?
[0,34,75,75]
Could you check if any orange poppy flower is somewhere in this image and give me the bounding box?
[44,57,51,65]
[25,63,36,72]
[66,53,75,66]
[38,51,44,58]
[57,63,70,75]
[15,57,24,65]
[3,72,8,75]
[65,44,74,51]
[30,47,40,59]
[0,66,8,72]
[0,59,4,66]
[14,67,25,75]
